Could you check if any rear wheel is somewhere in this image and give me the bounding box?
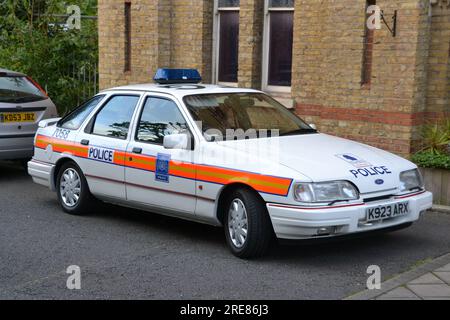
[56,162,95,215]
[224,188,273,259]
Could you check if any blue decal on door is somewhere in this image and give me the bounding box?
[155,153,171,183]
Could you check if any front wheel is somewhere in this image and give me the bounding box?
[224,188,273,259]
[56,162,95,215]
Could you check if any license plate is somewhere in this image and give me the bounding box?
[0,112,35,123]
[366,202,410,222]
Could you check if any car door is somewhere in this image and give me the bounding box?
[75,94,141,200]
[125,94,197,213]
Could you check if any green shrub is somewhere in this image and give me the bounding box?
[417,119,450,155]
[0,0,98,115]
[411,151,450,170]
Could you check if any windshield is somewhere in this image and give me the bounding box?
[183,93,316,140]
[0,76,47,103]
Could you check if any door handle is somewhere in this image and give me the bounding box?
[132,147,142,154]
[80,139,89,146]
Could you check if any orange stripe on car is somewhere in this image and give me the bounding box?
[35,135,292,196]
[125,154,156,171]
[35,135,88,157]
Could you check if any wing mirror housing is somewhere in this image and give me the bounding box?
[309,123,317,130]
[38,117,61,128]
[163,133,191,150]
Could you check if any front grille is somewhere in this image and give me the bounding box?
[363,194,394,203]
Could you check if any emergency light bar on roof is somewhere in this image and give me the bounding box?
[153,68,202,84]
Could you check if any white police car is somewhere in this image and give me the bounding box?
[28,69,433,258]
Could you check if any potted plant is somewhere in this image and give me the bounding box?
[412,119,450,206]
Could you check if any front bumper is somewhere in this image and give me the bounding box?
[267,191,433,240]
[28,159,56,190]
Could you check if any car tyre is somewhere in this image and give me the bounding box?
[56,162,95,215]
[224,188,273,259]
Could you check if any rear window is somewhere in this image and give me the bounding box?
[0,76,47,103]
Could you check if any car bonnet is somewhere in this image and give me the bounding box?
[215,133,416,194]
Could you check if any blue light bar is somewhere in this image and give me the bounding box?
[154,68,202,84]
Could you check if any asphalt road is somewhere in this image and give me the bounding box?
[0,161,449,300]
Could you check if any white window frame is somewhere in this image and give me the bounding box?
[212,0,240,87]
[262,0,295,93]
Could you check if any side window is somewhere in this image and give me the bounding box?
[136,97,189,144]
[58,95,105,130]
[92,95,139,139]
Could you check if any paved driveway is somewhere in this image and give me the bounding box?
[1,161,449,299]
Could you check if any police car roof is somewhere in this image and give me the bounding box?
[100,83,261,98]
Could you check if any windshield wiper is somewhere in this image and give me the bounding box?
[279,128,317,137]
[12,96,46,103]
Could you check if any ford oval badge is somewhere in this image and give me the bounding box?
[375,179,384,185]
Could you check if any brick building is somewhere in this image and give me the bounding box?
[98,0,450,156]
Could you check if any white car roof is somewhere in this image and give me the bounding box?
[100,83,261,99]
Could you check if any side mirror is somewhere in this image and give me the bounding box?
[309,123,317,130]
[163,133,190,150]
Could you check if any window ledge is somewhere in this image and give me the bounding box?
[267,94,294,109]
[218,81,238,88]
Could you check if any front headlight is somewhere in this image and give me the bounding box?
[293,181,359,203]
[400,169,423,192]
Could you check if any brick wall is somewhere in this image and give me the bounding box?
[238,0,264,89]
[98,0,450,157]
[98,0,212,89]
[425,0,450,115]
[98,0,160,88]
[292,0,449,157]
[409,0,450,151]
[170,0,213,82]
